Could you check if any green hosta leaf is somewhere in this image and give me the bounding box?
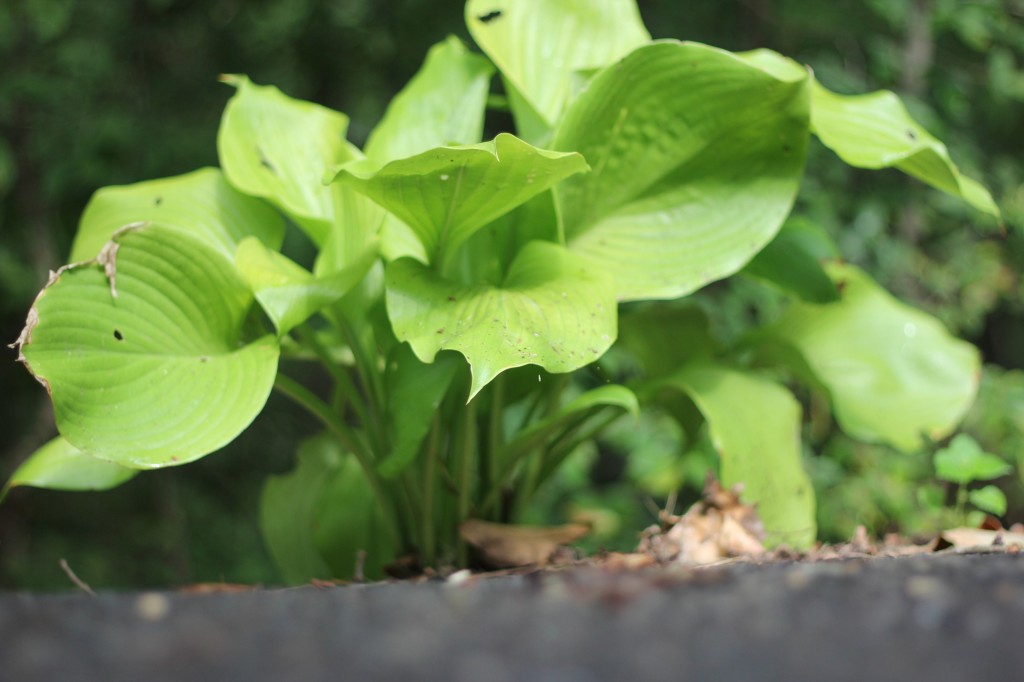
[736,48,807,81]
[365,35,494,163]
[968,485,1007,516]
[554,41,810,301]
[218,75,359,244]
[378,345,462,478]
[70,167,285,263]
[260,433,338,584]
[313,445,399,581]
[16,226,279,468]
[5,435,138,492]
[330,133,588,265]
[262,433,398,583]
[465,0,650,127]
[771,262,980,452]
[236,236,376,336]
[810,80,1000,220]
[934,434,1011,485]
[664,361,816,548]
[363,35,493,263]
[741,219,840,304]
[386,240,616,399]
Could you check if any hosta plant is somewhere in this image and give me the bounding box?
[6,0,999,581]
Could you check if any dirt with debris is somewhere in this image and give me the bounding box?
[5,551,1024,682]
[9,478,1024,681]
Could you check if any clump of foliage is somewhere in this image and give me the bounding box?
[4,0,1000,581]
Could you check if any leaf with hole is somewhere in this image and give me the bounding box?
[17,226,279,468]
[466,0,650,128]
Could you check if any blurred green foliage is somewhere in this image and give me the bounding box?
[2,0,1022,587]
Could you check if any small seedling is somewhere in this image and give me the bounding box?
[931,434,1012,525]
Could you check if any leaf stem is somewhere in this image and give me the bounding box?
[272,373,401,547]
[451,396,477,566]
[421,414,442,566]
[482,373,506,515]
[326,310,387,450]
[295,323,371,427]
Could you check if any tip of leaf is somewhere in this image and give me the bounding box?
[467,364,500,403]
[218,73,244,88]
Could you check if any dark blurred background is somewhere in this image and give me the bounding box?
[1,0,1022,589]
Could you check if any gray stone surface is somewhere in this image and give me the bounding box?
[4,553,1024,681]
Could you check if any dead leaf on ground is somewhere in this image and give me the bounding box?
[179,583,260,594]
[938,527,1024,550]
[639,473,766,565]
[460,519,590,568]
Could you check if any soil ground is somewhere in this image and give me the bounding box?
[5,551,1024,681]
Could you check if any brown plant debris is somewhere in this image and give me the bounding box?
[460,518,591,568]
[639,474,766,565]
[8,222,146,386]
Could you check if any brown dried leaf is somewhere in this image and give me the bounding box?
[179,583,259,594]
[460,519,590,568]
[640,473,766,565]
[939,527,1024,550]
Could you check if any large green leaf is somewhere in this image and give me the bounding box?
[236,236,376,336]
[554,41,811,301]
[664,361,816,548]
[70,167,284,263]
[15,226,279,467]
[259,433,337,584]
[5,435,138,492]
[386,240,616,399]
[465,0,650,127]
[330,133,588,265]
[770,262,980,452]
[364,35,495,263]
[218,75,358,244]
[810,80,1000,219]
[378,345,462,479]
[365,35,494,163]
